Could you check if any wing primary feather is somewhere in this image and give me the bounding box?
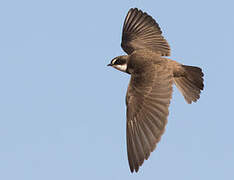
[137,121,151,159]
[123,8,134,30]
[125,9,138,32]
[133,119,146,166]
[127,11,144,33]
[127,121,138,172]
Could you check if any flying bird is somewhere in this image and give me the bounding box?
[107,8,204,173]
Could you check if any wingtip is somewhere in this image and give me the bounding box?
[129,167,139,173]
[128,8,142,14]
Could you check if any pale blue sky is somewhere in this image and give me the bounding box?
[0,0,233,179]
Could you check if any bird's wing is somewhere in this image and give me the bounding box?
[126,62,173,172]
[121,8,170,56]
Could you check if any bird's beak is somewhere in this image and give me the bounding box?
[107,63,112,66]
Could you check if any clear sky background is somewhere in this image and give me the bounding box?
[0,0,233,179]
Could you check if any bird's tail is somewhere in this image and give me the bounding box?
[174,65,204,104]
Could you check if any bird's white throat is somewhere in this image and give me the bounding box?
[114,64,127,72]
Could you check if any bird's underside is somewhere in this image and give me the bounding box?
[109,8,204,173]
[126,53,173,172]
[126,50,203,172]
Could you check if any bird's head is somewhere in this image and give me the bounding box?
[107,56,128,73]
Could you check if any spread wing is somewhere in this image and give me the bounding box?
[126,63,173,172]
[121,8,170,56]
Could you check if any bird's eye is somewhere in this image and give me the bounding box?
[113,59,125,65]
[111,58,126,65]
[114,59,121,65]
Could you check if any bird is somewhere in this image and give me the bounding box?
[107,8,204,173]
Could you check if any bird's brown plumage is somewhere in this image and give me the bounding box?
[110,8,204,173]
[126,51,173,172]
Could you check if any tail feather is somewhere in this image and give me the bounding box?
[174,65,204,104]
